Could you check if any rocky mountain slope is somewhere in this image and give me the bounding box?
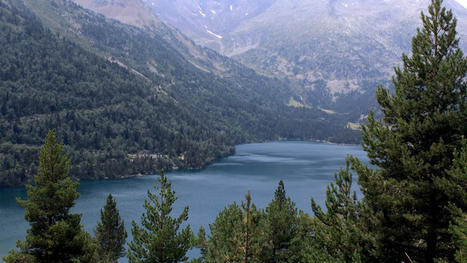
[144,0,467,112]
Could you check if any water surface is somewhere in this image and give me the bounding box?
[0,141,368,260]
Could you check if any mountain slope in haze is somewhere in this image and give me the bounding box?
[0,0,359,186]
[74,0,165,28]
[145,0,467,113]
[72,0,246,77]
[70,0,379,118]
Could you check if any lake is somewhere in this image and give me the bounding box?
[0,141,368,260]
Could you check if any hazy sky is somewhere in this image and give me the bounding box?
[457,0,467,8]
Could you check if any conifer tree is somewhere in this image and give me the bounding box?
[128,171,193,263]
[95,194,127,262]
[350,0,467,262]
[202,191,265,263]
[239,191,264,263]
[3,130,88,263]
[447,139,467,263]
[201,203,244,262]
[311,159,377,262]
[192,227,209,263]
[261,181,303,263]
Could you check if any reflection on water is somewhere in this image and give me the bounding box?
[0,141,367,261]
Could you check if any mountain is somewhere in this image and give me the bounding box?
[144,0,467,113]
[0,0,358,186]
[71,0,244,77]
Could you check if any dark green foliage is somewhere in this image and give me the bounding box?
[447,139,467,263]
[3,130,88,263]
[350,0,467,262]
[95,194,127,262]
[311,158,377,262]
[128,171,193,263]
[197,185,314,263]
[192,227,209,263]
[80,232,102,263]
[450,212,467,263]
[3,251,36,263]
[201,191,266,263]
[202,203,245,263]
[260,181,305,263]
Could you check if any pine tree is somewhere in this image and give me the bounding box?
[239,191,264,263]
[350,0,467,262]
[203,191,265,263]
[311,158,377,262]
[95,194,127,262]
[261,181,303,263]
[3,130,88,263]
[447,139,467,263]
[128,171,193,263]
[192,227,209,263]
[202,203,244,263]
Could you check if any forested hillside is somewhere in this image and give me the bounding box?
[0,0,358,187]
[0,0,237,186]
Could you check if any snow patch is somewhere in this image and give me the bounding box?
[206,29,223,39]
[230,4,233,11]
[198,4,206,17]
[210,10,216,14]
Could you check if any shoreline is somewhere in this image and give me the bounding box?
[0,139,363,188]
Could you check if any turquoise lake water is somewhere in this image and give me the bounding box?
[0,141,368,261]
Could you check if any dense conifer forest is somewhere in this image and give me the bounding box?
[0,0,360,187]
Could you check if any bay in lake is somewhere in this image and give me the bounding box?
[0,141,368,260]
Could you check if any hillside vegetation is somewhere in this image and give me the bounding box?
[0,0,358,186]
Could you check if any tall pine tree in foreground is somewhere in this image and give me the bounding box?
[238,191,265,263]
[128,171,193,263]
[447,139,467,263]
[3,130,89,263]
[261,181,304,263]
[351,0,466,262]
[200,191,265,263]
[95,194,127,262]
[200,203,245,263]
[311,159,377,262]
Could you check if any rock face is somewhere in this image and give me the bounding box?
[142,0,467,109]
[71,0,265,78]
